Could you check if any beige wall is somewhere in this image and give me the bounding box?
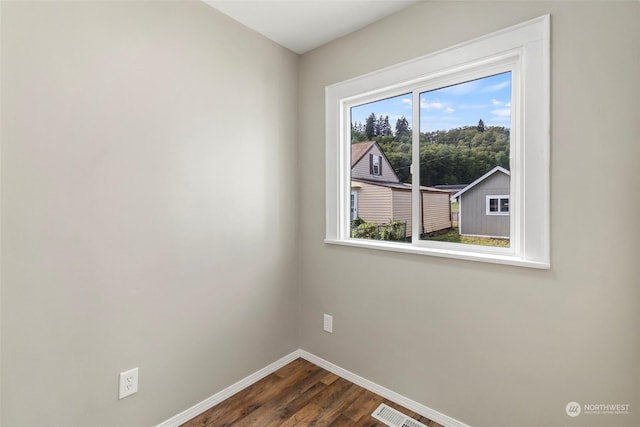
[0,1,299,426]
[299,2,639,427]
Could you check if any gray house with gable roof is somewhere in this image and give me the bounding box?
[451,166,511,239]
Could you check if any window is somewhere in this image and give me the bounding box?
[371,155,381,176]
[325,16,550,269]
[350,191,358,220]
[487,196,510,215]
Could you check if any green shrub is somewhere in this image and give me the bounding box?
[351,222,378,239]
[351,216,365,229]
[379,220,405,241]
[351,219,406,241]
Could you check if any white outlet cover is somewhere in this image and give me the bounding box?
[324,314,333,333]
[119,367,139,399]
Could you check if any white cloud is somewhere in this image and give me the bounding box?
[400,98,412,107]
[480,81,510,93]
[444,107,455,113]
[420,99,444,110]
[457,103,490,110]
[505,102,511,107]
[491,99,503,106]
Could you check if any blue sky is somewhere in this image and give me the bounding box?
[351,71,511,133]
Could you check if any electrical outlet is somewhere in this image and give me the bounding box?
[323,314,333,333]
[119,368,138,399]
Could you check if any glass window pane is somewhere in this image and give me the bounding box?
[372,155,381,175]
[350,93,412,243]
[500,198,509,213]
[419,72,511,247]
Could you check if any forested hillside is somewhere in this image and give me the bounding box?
[352,114,510,186]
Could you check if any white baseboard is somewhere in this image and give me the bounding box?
[298,350,471,427]
[157,349,470,427]
[155,350,301,427]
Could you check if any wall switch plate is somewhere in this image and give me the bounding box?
[119,368,138,399]
[323,314,333,333]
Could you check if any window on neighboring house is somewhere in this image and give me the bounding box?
[325,16,550,269]
[350,191,358,220]
[371,155,381,176]
[487,196,510,215]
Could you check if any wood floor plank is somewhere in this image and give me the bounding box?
[244,366,331,427]
[315,383,364,424]
[278,403,324,426]
[308,377,353,409]
[338,386,383,422]
[206,361,324,426]
[328,413,364,426]
[273,358,308,379]
[263,380,327,426]
[180,358,443,427]
[195,373,285,426]
[319,371,340,385]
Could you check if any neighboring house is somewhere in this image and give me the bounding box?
[351,141,451,237]
[450,166,511,238]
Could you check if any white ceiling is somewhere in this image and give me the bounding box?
[202,0,422,54]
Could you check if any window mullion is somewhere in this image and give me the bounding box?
[411,90,421,243]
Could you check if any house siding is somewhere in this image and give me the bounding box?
[392,189,412,237]
[354,182,392,224]
[351,143,451,238]
[356,183,452,237]
[351,144,399,182]
[459,172,510,238]
[422,192,452,233]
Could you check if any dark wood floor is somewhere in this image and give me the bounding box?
[181,358,443,426]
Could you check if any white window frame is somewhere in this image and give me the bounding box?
[486,195,510,215]
[325,16,550,269]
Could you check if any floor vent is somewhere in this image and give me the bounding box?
[371,403,428,427]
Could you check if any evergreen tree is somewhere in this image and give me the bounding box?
[351,122,366,144]
[382,116,392,136]
[375,116,383,137]
[365,113,376,140]
[395,116,410,138]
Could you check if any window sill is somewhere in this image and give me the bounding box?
[324,238,550,270]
